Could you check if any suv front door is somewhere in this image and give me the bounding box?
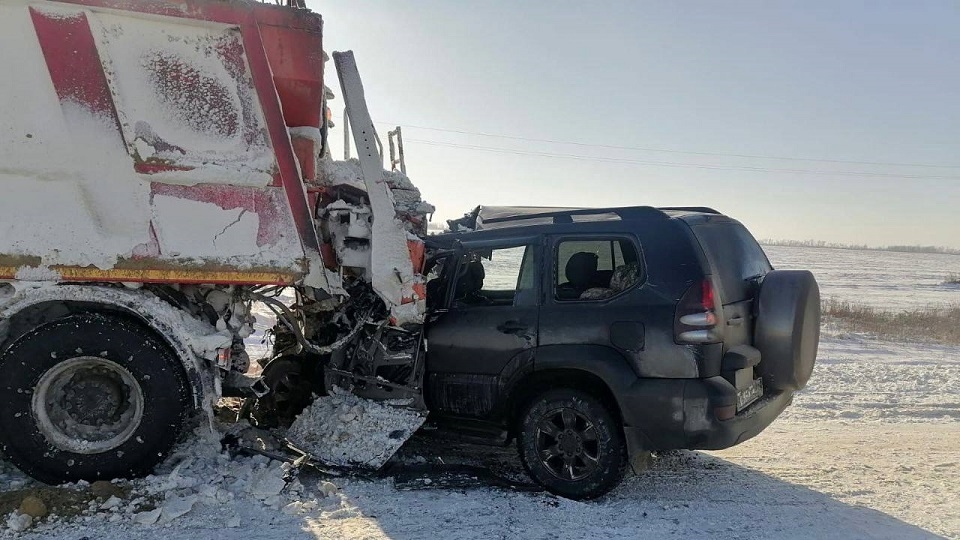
[425,238,540,419]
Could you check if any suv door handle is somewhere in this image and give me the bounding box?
[727,316,744,327]
[497,320,528,334]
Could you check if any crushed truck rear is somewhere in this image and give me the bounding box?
[0,0,433,482]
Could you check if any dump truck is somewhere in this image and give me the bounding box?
[0,0,433,484]
[0,0,820,500]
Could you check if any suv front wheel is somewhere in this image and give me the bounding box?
[517,388,627,499]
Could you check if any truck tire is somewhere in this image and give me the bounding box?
[754,270,821,391]
[0,313,192,484]
[517,389,627,500]
[248,356,314,428]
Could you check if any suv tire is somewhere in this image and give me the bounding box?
[0,313,192,484]
[755,270,821,391]
[517,388,627,499]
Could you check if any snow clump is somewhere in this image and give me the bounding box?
[287,386,426,469]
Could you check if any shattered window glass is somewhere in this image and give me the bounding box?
[452,245,536,307]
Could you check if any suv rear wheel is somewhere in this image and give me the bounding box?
[517,388,627,499]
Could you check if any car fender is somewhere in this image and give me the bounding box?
[529,343,638,409]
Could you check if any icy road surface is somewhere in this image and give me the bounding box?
[3,332,958,539]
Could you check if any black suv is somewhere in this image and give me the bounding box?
[422,206,820,499]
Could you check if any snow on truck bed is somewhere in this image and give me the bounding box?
[0,1,304,275]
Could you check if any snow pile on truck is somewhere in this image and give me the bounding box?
[0,0,434,487]
[0,0,306,277]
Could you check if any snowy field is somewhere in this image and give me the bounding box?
[2,246,959,539]
[765,245,960,310]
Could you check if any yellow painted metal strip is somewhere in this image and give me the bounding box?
[0,266,299,285]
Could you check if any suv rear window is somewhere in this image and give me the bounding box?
[690,221,771,304]
[554,238,643,301]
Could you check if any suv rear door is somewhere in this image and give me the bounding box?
[537,233,699,378]
[425,237,541,419]
[688,219,772,348]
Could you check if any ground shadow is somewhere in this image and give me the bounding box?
[8,432,945,540]
[299,434,944,540]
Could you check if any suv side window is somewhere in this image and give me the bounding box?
[452,245,538,308]
[555,238,643,301]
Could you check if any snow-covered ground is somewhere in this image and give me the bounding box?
[764,245,960,310]
[2,246,959,539]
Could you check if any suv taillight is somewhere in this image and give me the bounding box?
[701,279,715,311]
[675,278,721,344]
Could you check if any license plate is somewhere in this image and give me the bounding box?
[736,378,764,411]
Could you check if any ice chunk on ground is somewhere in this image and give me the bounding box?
[132,508,161,526]
[158,495,198,524]
[6,511,32,532]
[318,480,338,498]
[250,464,288,498]
[99,496,122,511]
[286,387,426,469]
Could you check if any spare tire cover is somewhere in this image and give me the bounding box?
[754,270,820,391]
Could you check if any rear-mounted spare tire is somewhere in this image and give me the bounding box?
[754,270,820,391]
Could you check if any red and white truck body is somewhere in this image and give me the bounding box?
[0,0,433,484]
[0,0,334,286]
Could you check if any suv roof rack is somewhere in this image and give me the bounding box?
[657,206,721,215]
[478,206,657,227]
[474,205,721,230]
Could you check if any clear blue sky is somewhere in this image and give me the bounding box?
[310,1,960,248]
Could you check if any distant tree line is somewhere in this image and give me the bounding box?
[760,239,960,255]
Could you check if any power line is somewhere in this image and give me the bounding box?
[403,125,960,170]
[404,138,960,180]
[333,115,960,170]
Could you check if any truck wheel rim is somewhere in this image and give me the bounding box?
[32,357,145,455]
[535,407,600,481]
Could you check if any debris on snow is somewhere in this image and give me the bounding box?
[318,481,339,498]
[5,511,32,532]
[90,480,125,500]
[0,424,310,534]
[158,495,198,524]
[286,387,426,468]
[249,465,289,499]
[99,496,123,512]
[17,496,46,519]
[132,508,162,526]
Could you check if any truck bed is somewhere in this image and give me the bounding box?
[0,0,325,285]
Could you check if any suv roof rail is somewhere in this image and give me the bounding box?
[657,206,721,215]
[478,206,665,228]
